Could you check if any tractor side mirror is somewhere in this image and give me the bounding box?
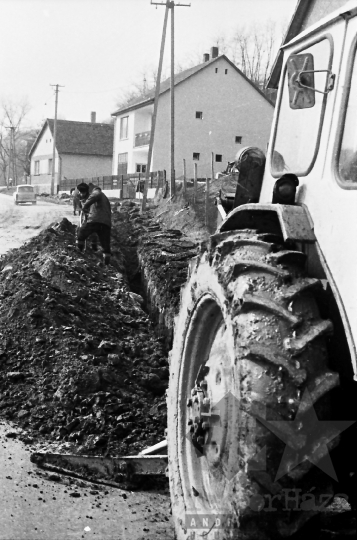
[287,53,315,109]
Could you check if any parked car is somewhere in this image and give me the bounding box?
[13,185,36,205]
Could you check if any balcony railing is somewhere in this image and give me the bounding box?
[134,130,151,147]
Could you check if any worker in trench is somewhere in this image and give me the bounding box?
[76,182,112,265]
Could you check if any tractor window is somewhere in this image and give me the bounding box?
[338,47,357,183]
[271,38,331,176]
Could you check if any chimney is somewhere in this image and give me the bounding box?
[91,111,96,123]
[203,53,210,62]
[210,46,219,59]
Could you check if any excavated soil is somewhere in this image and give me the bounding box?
[0,200,198,460]
[0,209,167,457]
[153,178,223,242]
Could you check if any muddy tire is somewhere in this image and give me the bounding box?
[167,230,339,540]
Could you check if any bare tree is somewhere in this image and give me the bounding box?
[114,20,285,111]
[0,98,35,187]
[215,21,283,100]
[115,69,157,111]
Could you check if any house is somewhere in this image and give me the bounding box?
[268,0,347,89]
[29,115,114,193]
[111,48,274,179]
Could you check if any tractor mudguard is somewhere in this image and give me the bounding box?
[218,203,316,243]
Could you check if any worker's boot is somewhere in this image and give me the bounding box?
[103,253,110,265]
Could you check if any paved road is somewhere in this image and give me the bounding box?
[0,193,78,255]
[0,193,174,539]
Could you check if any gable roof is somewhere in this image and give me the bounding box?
[29,119,114,158]
[112,54,273,117]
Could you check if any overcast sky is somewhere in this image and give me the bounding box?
[0,0,297,127]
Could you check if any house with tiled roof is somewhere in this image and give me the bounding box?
[29,115,114,193]
[111,48,274,178]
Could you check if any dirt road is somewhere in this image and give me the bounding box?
[0,423,172,540]
[0,193,77,255]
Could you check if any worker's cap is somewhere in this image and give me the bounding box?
[77,182,89,193]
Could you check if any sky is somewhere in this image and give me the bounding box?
[0,0,298,128]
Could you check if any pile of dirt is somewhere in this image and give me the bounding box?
[138,228,198,345]
[153,178,223,242]
[0,214,168,457]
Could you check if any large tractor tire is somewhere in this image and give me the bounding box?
[168,229,339,540]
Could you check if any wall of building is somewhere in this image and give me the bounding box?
[61,154,112,179]
[152,57,274,178]
[112,104,154,174]
[112,110,135,174]
[30,124,59,192]
[30,153,112,193]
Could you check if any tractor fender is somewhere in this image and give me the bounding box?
[218,202,316,243]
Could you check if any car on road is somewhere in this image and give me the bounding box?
[13,185,36,205]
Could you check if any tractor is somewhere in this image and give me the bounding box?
[167,2,357,538]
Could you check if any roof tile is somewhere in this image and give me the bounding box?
[45,120,114,156]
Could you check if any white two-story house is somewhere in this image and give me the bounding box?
[111,48,274,179]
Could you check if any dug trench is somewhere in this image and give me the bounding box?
[0,199,198,467]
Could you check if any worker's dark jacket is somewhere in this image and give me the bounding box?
[81,187,111,227]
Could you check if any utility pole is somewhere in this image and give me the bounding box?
[50,84,64,195]
[11,128,17,185]
[170,2,175,197]
[141,2,169,212]
[149,1,190,199]
[5,126,15,189]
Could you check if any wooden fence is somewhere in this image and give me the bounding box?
[59,171,166,198]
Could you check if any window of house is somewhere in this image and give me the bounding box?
[136,164,147,173]
[120,116,129,140]
[235,136,242,144]
[34,160,40,175]
[48,159,52,174]
[215,68,218,73]
[193,153,200,161]
[215,154,223,162]
[118,152,128,163]
[225,69,228,74]
[196,111,203,119]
